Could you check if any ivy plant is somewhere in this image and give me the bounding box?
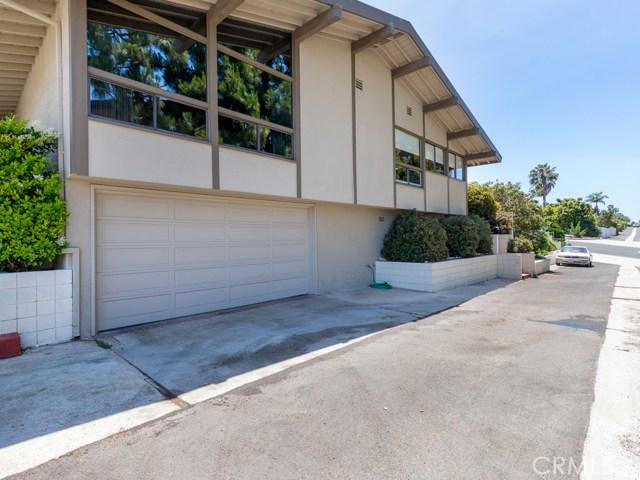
[0,116,68,272]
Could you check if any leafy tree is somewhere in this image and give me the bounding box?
[528,163,558,207]
[585,192,608,215]
[467,182,498,221]
[548,198,599,237]
[0,116,68,272]
[489,181,545,242]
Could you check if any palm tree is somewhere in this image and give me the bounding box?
[585,192,608,215]
[528,163,558,207]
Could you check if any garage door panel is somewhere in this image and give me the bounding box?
[175,246,226,265]
[175,266,227,287]
[100,196,171,220]
[175,224,226,243]
[102,294,171,322]
[272,208,308,224]
[273,225,307,241]
[272,260,306,277]
[273,243,307,258]
[96,191,311,331]
[174,202,226,222]
[273,277,307,295]
[101,247,170,270]
[101,271,171,296]
[229,263,271,283]
[229,282,270,301]
[175,287,228,310]
[99,222,171,244]
[230,225,270,242]
[229,244,270,262]
[229,206,271,223]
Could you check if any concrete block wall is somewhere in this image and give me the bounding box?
[497,254,522,280]
[492,234,513,255]
[0,270,73,348]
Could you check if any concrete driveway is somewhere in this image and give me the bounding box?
[3,262,620,479]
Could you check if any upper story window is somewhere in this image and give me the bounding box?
[448,152,465,180]
[217,20,293,159]
[394,129,421,186]
[86,0,208,139]
[425,142,446,175]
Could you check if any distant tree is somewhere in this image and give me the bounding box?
[528,163,558,207]
[490,181,545,240]
[585,192,608,215]
[467,182,498,221]
[548,198,599,237]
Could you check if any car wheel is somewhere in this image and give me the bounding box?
[589,261,593,267]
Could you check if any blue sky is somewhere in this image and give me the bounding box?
[365,0,640,221]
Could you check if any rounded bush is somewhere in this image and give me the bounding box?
[0,116,68,272]
[548,222,565,241]
[381,210,448,263]
[469,214,493,255]
[492,210,513,234]
[439,215,479,258]
[507,237,534,253]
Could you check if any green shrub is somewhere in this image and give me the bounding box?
[469,214,493,255]
[530,230,557,255]
[381,210,448,262]
[492,210,513,234]
[568,222,588,237]
[439,215,479,258]
[507,237,534,253]
[467,182,498,222]
[548,222,565,241]
[0,116,68,272]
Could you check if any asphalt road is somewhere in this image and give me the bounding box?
[11,263,619,479]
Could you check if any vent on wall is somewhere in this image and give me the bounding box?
[355,78,364,91]
[406,106,413,116]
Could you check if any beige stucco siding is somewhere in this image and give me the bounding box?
[449,179,468,215]
[396,184,424,210]
[88,120,212,188]
[16,15,59,131]
[219,147,297,198]
[299,36,353,204]
[424,113,447,147]
[394,81,423,136]
[315,203,394,292]
[354,50,394,208]
[425,172,449,214]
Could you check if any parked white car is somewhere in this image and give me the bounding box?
[555,246,593,267]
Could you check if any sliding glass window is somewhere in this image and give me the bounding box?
[395,129,421,186]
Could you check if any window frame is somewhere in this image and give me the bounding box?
[394,127,422,187]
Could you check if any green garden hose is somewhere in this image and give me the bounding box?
[367,264,392,290]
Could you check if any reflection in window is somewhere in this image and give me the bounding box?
[260,129,293,158]
[448,153,465,180]
[435,146,445,174]
[395,129,421,186]
[87,22,207,102]
[425,143,435,172]
[157,98,207,138]
[217,51,292,129]
[89,78,152,126]
[219,116,257,150]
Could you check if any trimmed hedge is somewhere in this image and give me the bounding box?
[381,210,448,262]
[470,214,493,255]
[0,116,68,272]
[439,215,479,258]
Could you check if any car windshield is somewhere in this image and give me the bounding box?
[561,246,588,253]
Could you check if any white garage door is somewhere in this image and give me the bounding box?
[95,191,311,331]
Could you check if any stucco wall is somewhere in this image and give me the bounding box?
[88,120,212,189]
[449,179,468,215]
[220,147,297,198]
[16,14,59,131]
[425,172,448,214]
[394,81,423,136]
[396,184,424,210]
[315,203,394,292]
[354,50,394,208]
[299,36,353,203]
[424,113,447,147]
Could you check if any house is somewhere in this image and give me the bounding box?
[0,0,501,338]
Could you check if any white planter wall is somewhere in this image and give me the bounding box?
[600,227,617,238]
[492,234,513,254]
[0,270,73,348]
[497,254,522,280]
